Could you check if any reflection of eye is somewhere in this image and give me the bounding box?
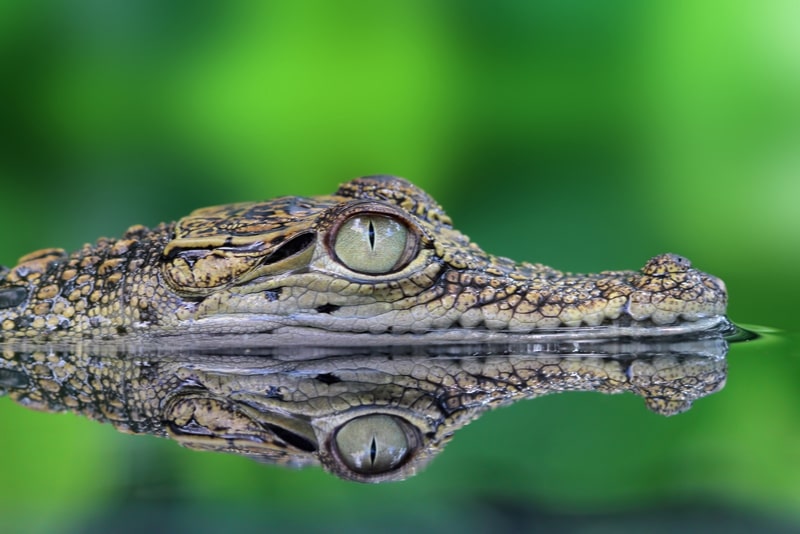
[333,415,413,475]
[332,214,416,274]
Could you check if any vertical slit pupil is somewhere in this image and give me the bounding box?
[367,219,376,250]
[369,436,378,465]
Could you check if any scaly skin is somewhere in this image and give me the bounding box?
[0,339,728,482]
[0,176,728,344]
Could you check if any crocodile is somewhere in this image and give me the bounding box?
[0,339,729,482]
[0,176,728,345]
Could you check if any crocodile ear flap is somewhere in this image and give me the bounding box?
[162,233,316,296]
[160,198,331,296]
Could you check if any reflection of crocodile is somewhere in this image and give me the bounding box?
[0,338,728,482]
[0,176,727,344]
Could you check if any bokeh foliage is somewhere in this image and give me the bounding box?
[1,1,798,532]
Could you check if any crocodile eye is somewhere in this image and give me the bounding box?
[333,415,412,475]
[332,214,415,274]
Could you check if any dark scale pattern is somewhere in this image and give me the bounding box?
[0,176,727,342]
[1,347,180,437]
[0,224,181,342]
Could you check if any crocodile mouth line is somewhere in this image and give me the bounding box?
[145,314,733,347]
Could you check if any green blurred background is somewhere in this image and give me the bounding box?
[1,1,799,532]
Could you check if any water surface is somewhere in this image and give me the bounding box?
[2,322,798,533]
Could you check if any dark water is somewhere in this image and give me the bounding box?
[1,322,798,533]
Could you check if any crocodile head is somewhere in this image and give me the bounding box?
[156,175,728,342]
